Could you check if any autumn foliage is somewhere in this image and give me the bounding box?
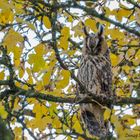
[0,0,140,140]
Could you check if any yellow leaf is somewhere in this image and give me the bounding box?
[27,23,35,30]
[67,49,76,56]
[0,0,11,9]
[8,46,22,57]
[132,58,140,66]
[43,71,51,86]
[56,70,70,89]
[52,89,63,97]
[43,16,51,29]
[49,102,57,116]
[14,2,24,14]
[0,9,14,25]
[130,40,139,45]
[67,136,72,140]
[13,98,21,111]
[19,68,24,78]
[103,7,111,16]
[7,46,22,67]
[111,114,118,124]
[35,81,44,91]
[125,48,135,60]
[59,37,69,50]
[14,127,22,137]
[61,27,70,38]
[15,17,24,23]
[111,9,131,21]
[104,107,111,121]
[121,115,136,126]
[44,51,57,71]
[72,21,85,37]
[135,8,140,24]
[3,29,24,47]
[28,44,46,71]
[14,59,20,67]
[85,18,97,32]
[68,15,73,22]
[38,117,52,131]
[107,29,125,39]
[28,53,45,72]
[64,12,73,22]
[0,71,4,80]
[122,65,130,74]
[33,103,48,118]
[110,115,125,138]
[118,38,129,46]
[133,126,140,131]
[132,49,140,65]
[59,27,70,50]
[78,137,85,140]
[34,43,46,54]
[45,59,57,71]
[110,53,120,66]
[73,121,83,133]
[52,118,61,128]
[28,76,33,85]
[135,50,140,59]
[0,102,8,119]
[116,88,125,97]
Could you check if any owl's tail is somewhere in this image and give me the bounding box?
[81,103,109,139]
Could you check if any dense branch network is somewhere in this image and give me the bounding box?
[0,44,140,106]
[36,0,140,37]
[0,44,139,109]
[0,0,140,109]
[0,0,140,139]
[1,87,140,106]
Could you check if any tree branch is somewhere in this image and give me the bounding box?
[1,88,140,106]
[0,80,10,86]
[43,1,140,107]
[39,0,140,37]
[127,0,140,9]
[0,46,15,88]
[74,2,140,37]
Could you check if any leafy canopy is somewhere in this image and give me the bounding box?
[0,0,140,140]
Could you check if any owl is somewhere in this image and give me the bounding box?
[77,24,113,139]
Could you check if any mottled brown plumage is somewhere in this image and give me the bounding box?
[77,24,113,138]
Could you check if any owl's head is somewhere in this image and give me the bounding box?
[83,24,108,55]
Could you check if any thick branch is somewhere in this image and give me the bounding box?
[43,1,140,37]
[127,0,140,9]
[74,3,140,37]
[47,2,140,107]
[29,0,140,37]
[0,80,10,86]
[1,88,140,105]
[0,46,15,88]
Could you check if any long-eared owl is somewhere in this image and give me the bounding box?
[77,24,113,138]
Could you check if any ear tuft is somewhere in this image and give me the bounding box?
[82,21,89,36]
[97,23,104,37]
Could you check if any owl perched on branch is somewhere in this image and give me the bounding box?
[77,23,113,138]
